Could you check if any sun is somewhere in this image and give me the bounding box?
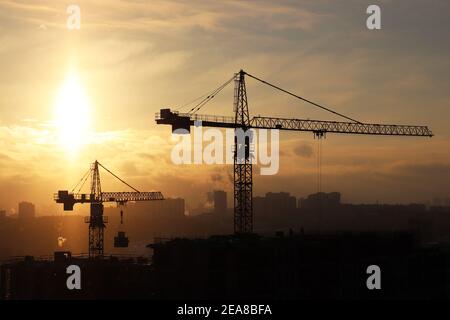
[54,71,91,153]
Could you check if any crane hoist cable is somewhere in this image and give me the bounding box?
[244,71,362,124]
[116,202,125,225]
[315,136,324,233]
[316,137,323,193]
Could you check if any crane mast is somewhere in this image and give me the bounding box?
[234,70,253,234]
[156,70,433,234]
[89,161,104,257]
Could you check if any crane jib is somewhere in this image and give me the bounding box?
[156,108,433,137]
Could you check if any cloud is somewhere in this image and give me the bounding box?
[385,162,450,182]
[294,143,314,158]
[211,173,223,182]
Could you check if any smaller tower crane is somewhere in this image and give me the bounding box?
[54,160,164,258]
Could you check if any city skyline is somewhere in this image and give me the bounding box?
[2,189,450,218]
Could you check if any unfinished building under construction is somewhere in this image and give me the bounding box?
[1,232,450,300]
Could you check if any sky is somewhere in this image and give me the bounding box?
[0,0,449,215]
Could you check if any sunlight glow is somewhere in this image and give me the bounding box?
[53,71,92,153]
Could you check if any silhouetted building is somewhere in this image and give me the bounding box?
[433,197,442,206]
[0,252,153,299]
[445,198,450,207]
[1,232,450,299]
[165,198,185,217]
[18,202,35,220]
[254,192,297,218]
[300,192,341,211]
[148,232,448,299]
[131,197,185,218]
[214,190,227,215]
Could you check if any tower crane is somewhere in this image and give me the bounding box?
[54,160,164,258]
[156,70,433,234]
